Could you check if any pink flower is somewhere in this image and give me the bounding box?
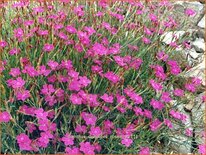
[16,90,30,101]
[150,119,162,131]
[26,122,36,133]
[89,126,102,137]
[81,112,97,126]
[167,60,181,75]
[80,141,95,154]
[185,128,193,137]
[75,124,87,134]
[11,77,25,89]
[22,65,38,77]
[150,99,164,110]
[9,48,20,55]
[139,147,150,155]
[0,111,11,123]
[41,84,55,95]
[164,119,173,129]
[9,68,21,77]
[65,147,80,154]
[100,94,114,103]
[79,76,91,87]
[62,133,74,146]
[92,43,108,56]
[14,28,24,38]
[143,109,152,119]
[0,40,8,47]
[47,60,59,70]
[43,44,54,52]
[192,77,202,86]
[68,80,81,91]
[198,144,206,154]
[149,79,163,91]
[161,92,171,103]
[185,83,196,92]
[16,133,33,151]
[121,138,133,147]
[65,25,77,34]
[156,51,168,61]
[173,88,184,97]
[169,110,187,122]
[104,71,120,84]
[149,13,157,22]
[185,8,196,16]
[34,108,48,120]
[38,132,52,148]
[142,37,151,44]
[70,94,82,105]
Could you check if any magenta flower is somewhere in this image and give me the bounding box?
[104,71,120,84]
[70,93,82,105]
[81,112,97,126]
[16,90,30,101]
[80,141,95,154]
[62,133,74,146]
[149,13,157,22]
[22,65,39,77]
[65,147,80,154]
[143,109,152,119]
[150,119,162,131]
[100,93,114,103]
[169,110,187,122]
[185,128,193,137]
[68,80,81,91]
[75,124,87,134]
[150,99,164,110]
[38,132,52,148]
[43,44,54,52]
[9,68,21,77]
[139,147,150,155]
[41,84,55,95]
[16,133,33,151]
[156,51,168,61]
[121,138,133,147]
[34,108,48,120]
[185,83,196,92]
[65,25,77,34]
[9,48,20,55]
[0,111,11,123]
[14,28,24,38]
[161,92,171,103]
[149,79,163,92]
[198,144,206,154]
[11,77,25,89]
[185,8,196,16]
[79,76,91,87]
[0,40,8,47]
[47,60,59,70]
[173,88,184,97]
[89,126,102,137]
[26,122,37,133]
[142,37,151,44]
[164,119,173,129]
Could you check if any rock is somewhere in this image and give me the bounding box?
[167,102,192,154]
[198,15,205,28]
[196,29,205,40]
[161,31,185,44]
[184,59,205,86]
[191,93,205,144]
[188,48,202,59]
[191,38,205,53]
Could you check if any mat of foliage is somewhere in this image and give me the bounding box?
[0,0,205,154]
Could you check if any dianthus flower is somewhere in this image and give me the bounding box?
[62,133,74,146]
[150,119,162,131]
[9,68,21,77]
[100,93,114,103]
[16,133,33,151]
[139,147,150,155]
[149,79,163,91]
[80,141,95,154]
[0,111,11,123]
[16,89,30,101]
[121,138,133,147]
[173,88,184,97]
[81,112,97,126]
[104,71,120,84]
[89,126,102,137]
[150,99,164,110]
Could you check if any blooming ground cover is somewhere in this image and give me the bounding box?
[0,0,205,154]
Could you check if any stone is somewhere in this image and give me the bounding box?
[188,48,202,59]
[184,59,205,86]
[198,15,205,28]
[161,31,185,44]
[191,38,205,53]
